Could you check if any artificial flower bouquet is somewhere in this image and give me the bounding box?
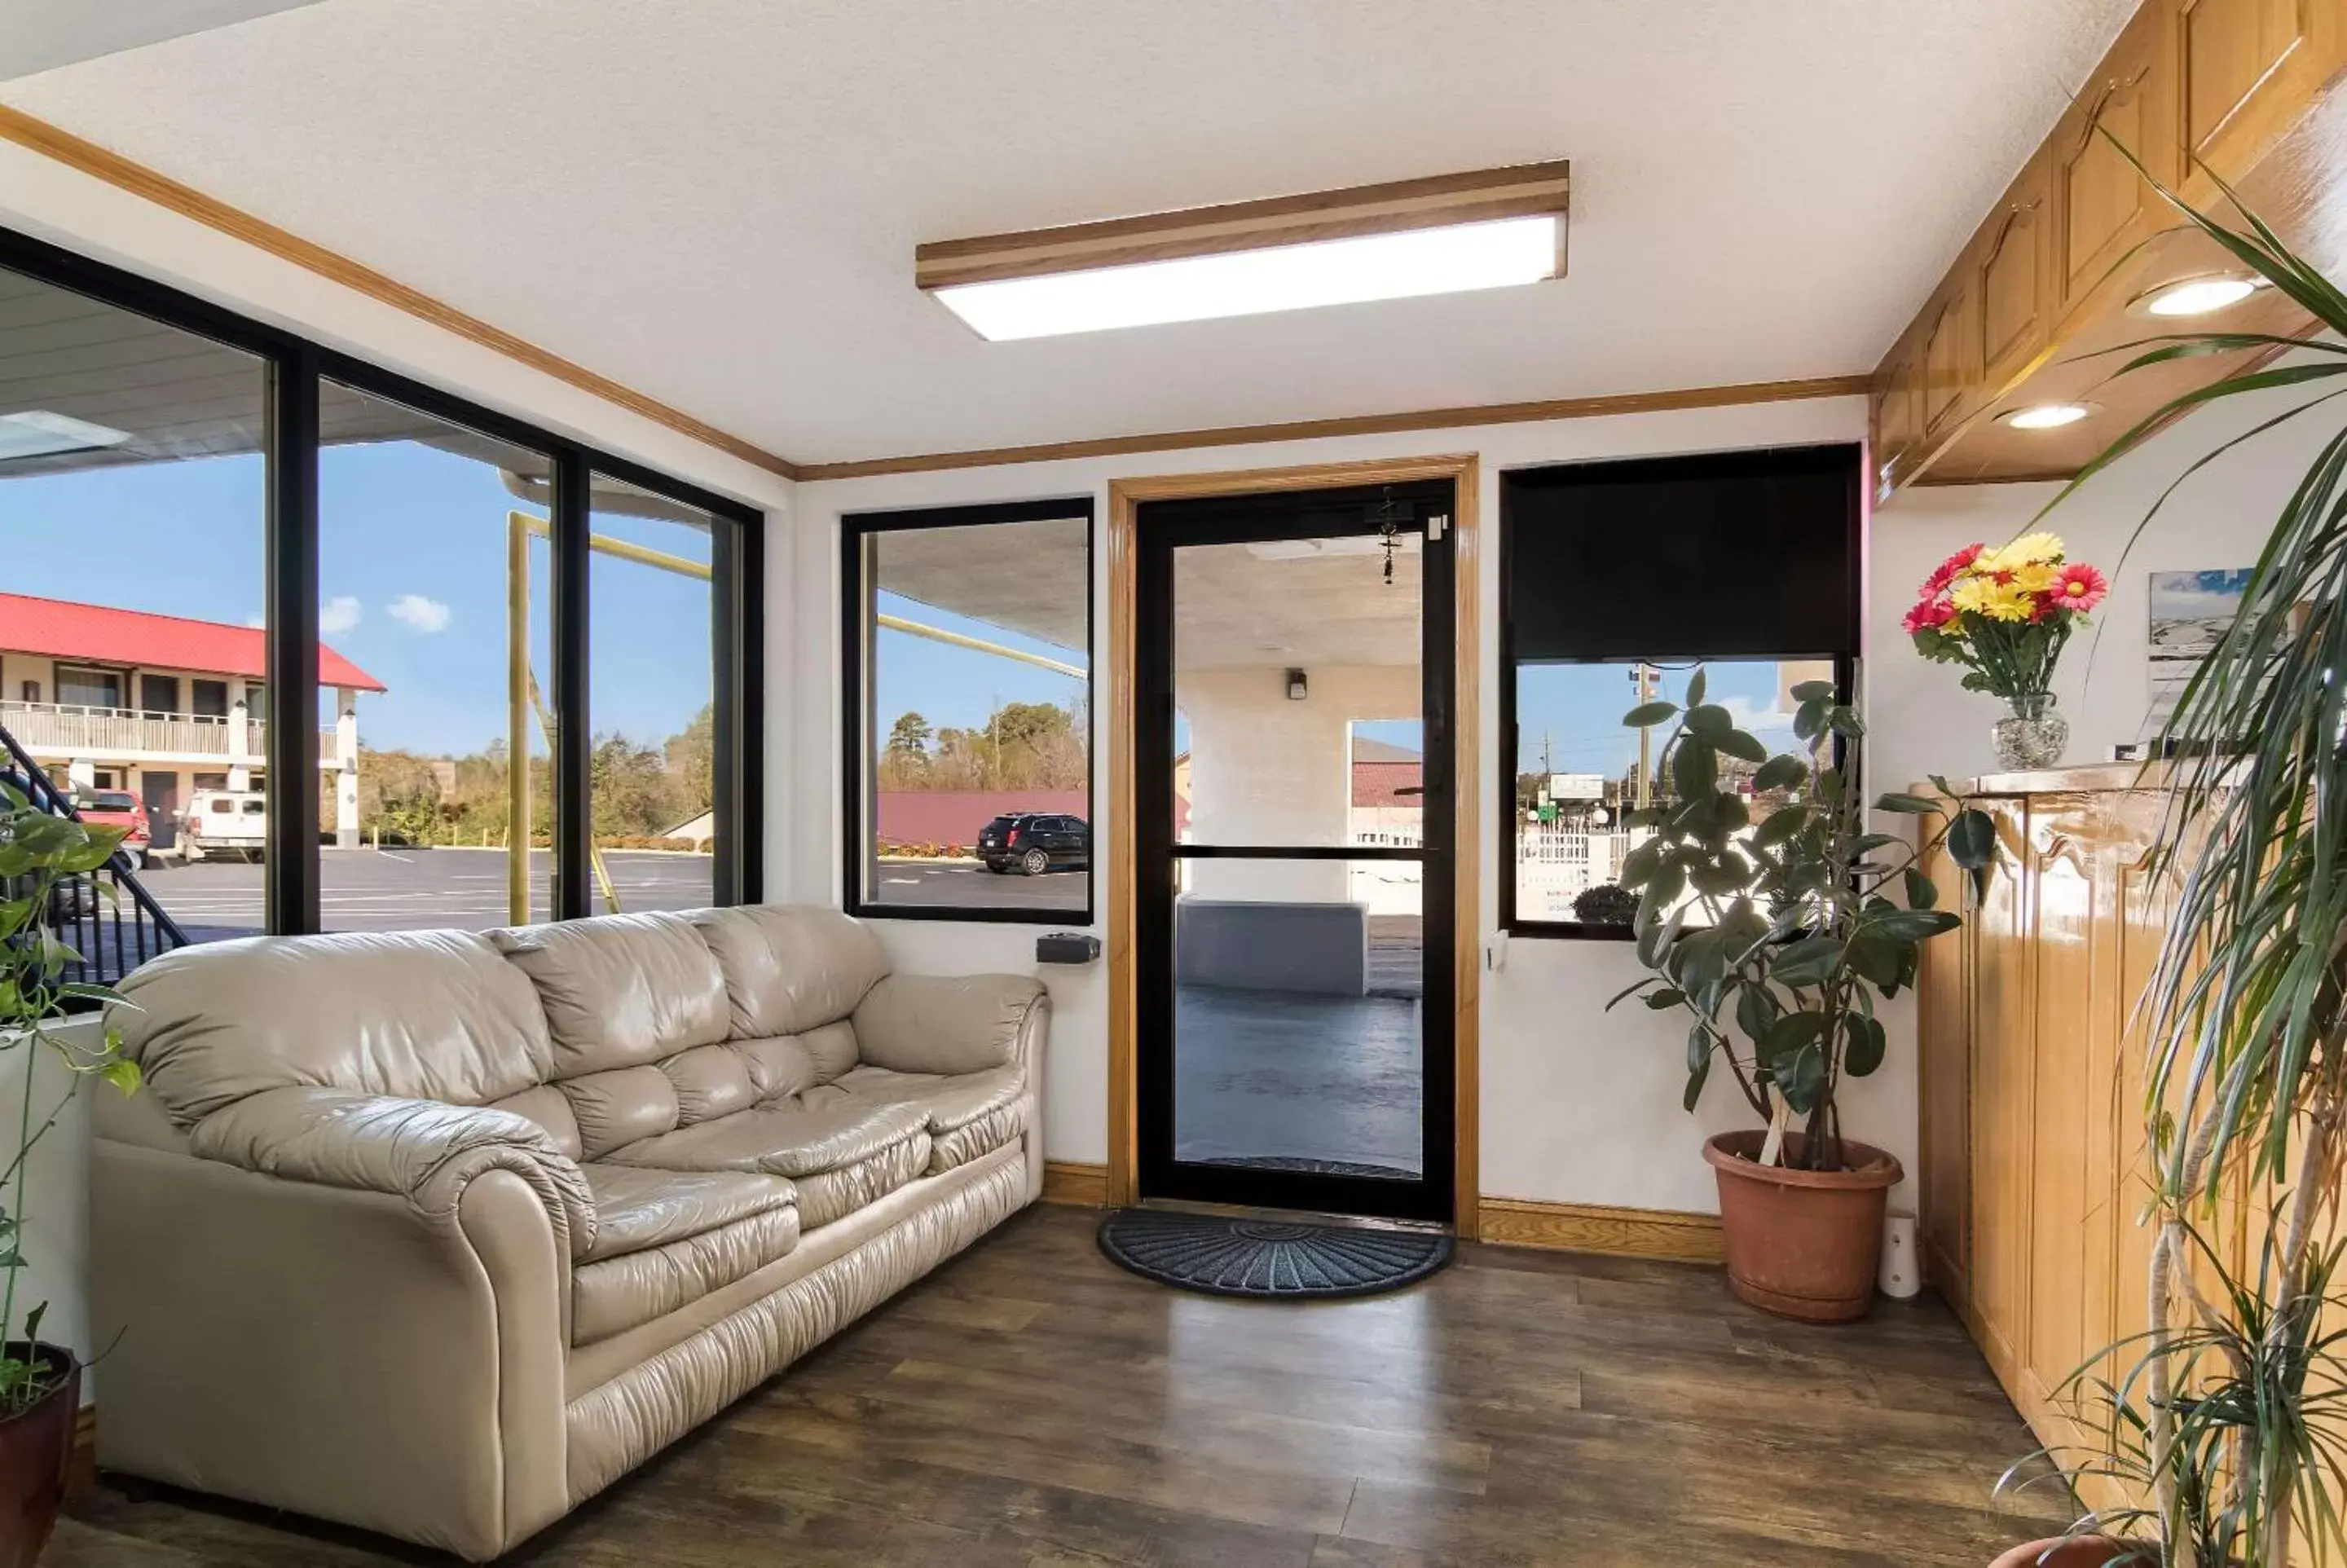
[1903,531,2106,699]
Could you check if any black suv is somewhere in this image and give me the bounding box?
[977,812,1089,876]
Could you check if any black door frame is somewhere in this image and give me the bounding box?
[1133,479,1457,1225]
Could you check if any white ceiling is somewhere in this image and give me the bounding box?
[0,1,329,80]
[0,0,2138,468]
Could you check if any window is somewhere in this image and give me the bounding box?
[0,261,269,943]
[0,224,760,979]
[1499,445,1860,937]
[588,473,724,914]
[843,499,1093,921]
[317,380,557,929]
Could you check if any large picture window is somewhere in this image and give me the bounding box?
[0,222,762,977]
[843,499,1094,922]
[1499,445,1860,937]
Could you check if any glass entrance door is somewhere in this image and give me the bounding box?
[1134,479,1455,1224]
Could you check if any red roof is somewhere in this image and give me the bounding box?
[0,592,385,693]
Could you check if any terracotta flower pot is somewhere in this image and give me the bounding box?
[1702,1130,1901,1323]
[1988,1537,2148,1568]
[0,1343,79,1568]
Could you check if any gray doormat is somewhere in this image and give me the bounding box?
[1096,1209,1452,1300]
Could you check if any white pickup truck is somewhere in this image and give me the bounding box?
[181,790,266,861]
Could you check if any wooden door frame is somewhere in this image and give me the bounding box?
[1105,452,1482,1235]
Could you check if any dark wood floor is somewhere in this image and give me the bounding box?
[51,1205,2066,1567]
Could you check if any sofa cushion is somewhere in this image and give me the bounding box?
[488,1085,583,1161]
[849,973,1046,1077]
[791,1134,934,1229]
[579,1166,797,1265]
[114,930,553,1125]
[824,1064,1028,1175]
[602,1099,928,1179]
[559,1066,681,1160]
[728,1024,859,1101]
[571,1206,802,1345]
[493,913,730,1077]
[690,907,889,1037]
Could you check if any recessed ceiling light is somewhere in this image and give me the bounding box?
[2134,274,2261,318]
[0,410,133,461]
[919,161,1570,341]
[1999,403,2094,431]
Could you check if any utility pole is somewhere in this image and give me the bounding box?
[1631,663,1657,809]
[1539,731,1553,775]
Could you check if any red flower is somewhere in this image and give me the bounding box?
[1922,544,1983,596]
[1903,597,1956,635]
[2049,562,2107,614]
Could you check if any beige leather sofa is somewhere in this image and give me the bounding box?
[91,904,1047,1560]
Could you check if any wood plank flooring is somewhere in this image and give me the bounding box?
[50,1205,2067,1566]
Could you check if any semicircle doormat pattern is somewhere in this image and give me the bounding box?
[1096,1209,1453,1300]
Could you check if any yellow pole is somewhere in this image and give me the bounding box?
[507,515,531,923]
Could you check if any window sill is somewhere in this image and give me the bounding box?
[1502,919,1639,941]
[848,901,1094,927]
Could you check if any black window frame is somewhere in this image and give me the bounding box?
[840,497,1096,926]
[1497,444,1861,940]
[0,221,765,931]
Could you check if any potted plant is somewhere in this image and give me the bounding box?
[1979,150,2347,1566]
[0,777,142,1566]
[1903,532,2109,769]
[1608,672,1993,1321]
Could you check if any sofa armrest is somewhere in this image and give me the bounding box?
[852,972,1047,1077]
[188,1086,598,1261]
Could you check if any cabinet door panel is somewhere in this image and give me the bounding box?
[1970,799,2035,1379]
[2182,0,2310,157]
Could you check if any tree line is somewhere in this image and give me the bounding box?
[330,703,714,847]
[878,699,1086,791]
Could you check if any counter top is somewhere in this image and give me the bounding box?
[1918,761,2176,797]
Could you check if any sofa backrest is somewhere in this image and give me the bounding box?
[117,929,556,1126]
[116,906,896,1147]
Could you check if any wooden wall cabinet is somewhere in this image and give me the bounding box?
[1869,0,2346,491]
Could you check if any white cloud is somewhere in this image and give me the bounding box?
[1721,694,1799,736]
[244,613,266,628]
[319,594,363,635]
[386,593,451,634]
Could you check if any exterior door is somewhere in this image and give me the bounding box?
[143,770,180,851]
[1134,479,1455,1224]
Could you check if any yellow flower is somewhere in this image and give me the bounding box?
[1952,575,2034,622]
[2005,560,2060,594]
[1978,531,2064,574]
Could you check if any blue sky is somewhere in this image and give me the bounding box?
[2,443,714,755]
[1514,660,1801,779]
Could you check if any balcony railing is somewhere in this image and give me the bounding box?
[0,699,249,758]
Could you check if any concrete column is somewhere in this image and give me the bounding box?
[65,756,94,792]
[226,676,253,792]
[1177,664,1417,903]
[335,687,359,849]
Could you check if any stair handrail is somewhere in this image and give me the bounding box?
[0,722,190,948]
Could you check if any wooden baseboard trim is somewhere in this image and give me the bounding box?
[795,375,1872,482]
[1477,1196,1725,1263]
[1041,1160,1109,1206]
[0,104,799,481]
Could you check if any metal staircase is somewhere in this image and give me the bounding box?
[1,720,187,989]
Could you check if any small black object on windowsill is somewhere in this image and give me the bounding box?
[1036,932,1101,965]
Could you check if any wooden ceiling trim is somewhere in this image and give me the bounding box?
[0,102,801,480]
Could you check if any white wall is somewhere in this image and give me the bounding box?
[1869,358,2347,795]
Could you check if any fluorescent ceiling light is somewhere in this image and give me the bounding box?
[2136,275,2260,317]
[934,217,1561,340]
[2000,403,2094,431]
[0,410,133,461]
[918,161,1570,341]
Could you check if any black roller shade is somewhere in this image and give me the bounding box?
[1503,443,1860,663]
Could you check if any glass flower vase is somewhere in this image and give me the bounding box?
[1991,692,2067,771]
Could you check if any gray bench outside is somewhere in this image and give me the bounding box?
[1175,897,1368,996]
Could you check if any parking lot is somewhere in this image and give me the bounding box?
[143,848,713,943]
[138,848,1089,943]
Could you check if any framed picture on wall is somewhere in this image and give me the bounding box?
[2146,569,2252,736]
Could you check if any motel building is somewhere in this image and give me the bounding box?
[0,591,383,851]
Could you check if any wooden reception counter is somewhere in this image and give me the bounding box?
[1913,763,2177,1499]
